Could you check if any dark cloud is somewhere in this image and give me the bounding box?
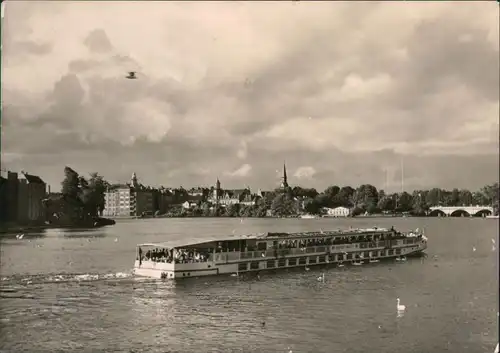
[83,29,113,53]
[406,18,498,101]
[68,59,102,73]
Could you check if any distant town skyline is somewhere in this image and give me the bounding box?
[2,2,499,192]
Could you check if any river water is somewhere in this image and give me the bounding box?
[0,217,498,353]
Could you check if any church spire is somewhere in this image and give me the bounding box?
[213,177,221,202]
[281,161,289,188]
[131,172,138,187]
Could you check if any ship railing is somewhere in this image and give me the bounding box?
[214,252,241,262]
[235,242,388,261]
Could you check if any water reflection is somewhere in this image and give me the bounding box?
[1,227,109,241]
[48,228,107,238]
[0,231,46,240]
[130,281,185,346]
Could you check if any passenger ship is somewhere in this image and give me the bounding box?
[133,227,428,279]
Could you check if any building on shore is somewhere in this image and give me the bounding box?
[103,173,153,217]
[181,195,204,209]
[240,193,259,206]
[187,187,204,197]
[256,188,272,198]
[0,170,46,223]
[153,188,177,215]
[17,172,47,222]
[0,170,19,222]
[324,206,350,217]
[208,178,253,207]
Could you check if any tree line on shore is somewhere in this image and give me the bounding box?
[54,167,499,219]
[44,167,109,222]
[166,182,499,218]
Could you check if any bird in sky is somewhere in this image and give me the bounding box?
[125,71,138,79]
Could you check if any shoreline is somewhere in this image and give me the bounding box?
[2,213,493,234]
[111,214,478,220]
[0,217,116,234]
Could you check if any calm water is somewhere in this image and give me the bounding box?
[0,218,498,353]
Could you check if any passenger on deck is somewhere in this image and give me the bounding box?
[141,247,210,264]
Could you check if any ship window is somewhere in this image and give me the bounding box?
[346,253,352,260]
[363,252,370,258]
[388,250,394,256]
[250,261,259,270]
[288,258,297,266]
[396,249,401,255]
[309,257,317,264]
[318,255,326,263]
[257,242,267,251]
[267,260,275,268]
[278,258,286,267]
[238,263,248,271]
[299,257,307,265]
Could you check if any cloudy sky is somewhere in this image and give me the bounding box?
[1,2,499,193]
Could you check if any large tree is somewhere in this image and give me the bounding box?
[271,194,297,217]
[335,186,355,208]
[354,184,379,210]
[86,172,109,217]
[396,192,413,212]
[61,166,80,200]
[291,186,319,199]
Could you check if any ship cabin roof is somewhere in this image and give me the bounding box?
[137,227,394,250]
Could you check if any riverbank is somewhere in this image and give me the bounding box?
[111,214,412,220]
[0,217,116,234]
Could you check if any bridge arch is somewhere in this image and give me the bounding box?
[449,209,470,217]
[428,209,446,217]
[473,209,493,217]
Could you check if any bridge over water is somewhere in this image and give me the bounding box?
[428,206,494,217]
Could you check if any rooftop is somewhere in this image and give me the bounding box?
[136,227,394,248]
[20,172,45,184]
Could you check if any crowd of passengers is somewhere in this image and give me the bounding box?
[140,248,210,264]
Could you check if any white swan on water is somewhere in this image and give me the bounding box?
[16,234,24,239]
[397,298,406,312]
[317,273,325,282]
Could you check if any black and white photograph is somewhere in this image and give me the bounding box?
[0,1,498,352]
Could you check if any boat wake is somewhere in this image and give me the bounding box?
[0,271,134,286]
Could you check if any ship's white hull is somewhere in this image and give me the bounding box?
[134,241,427,280]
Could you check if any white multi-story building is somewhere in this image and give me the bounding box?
[325,206,350,217]
[103,173,153,217]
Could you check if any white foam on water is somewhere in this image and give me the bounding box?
[1,271,134,284]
